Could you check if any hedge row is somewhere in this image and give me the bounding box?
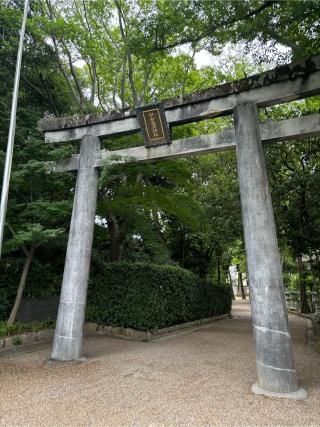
[87,262,232,331]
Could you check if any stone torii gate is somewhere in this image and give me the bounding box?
[39,54,320,400]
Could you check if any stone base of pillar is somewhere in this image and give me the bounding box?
[51,332,84,362]
[45,357,87,367]
[251,383,307,400]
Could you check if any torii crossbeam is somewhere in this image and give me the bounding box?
[39,54,320,400]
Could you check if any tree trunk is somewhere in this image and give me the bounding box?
[308,253,317,291]
[108,211,127,262]
[237,264,246,300]
[151,208,170,260]
[217,256,221,286]
[181,229,185,268]
[228,269,236,300]
[111,237,123,262]
[109,219,123,262]
[297,255,311,313]
[7,245,36,325]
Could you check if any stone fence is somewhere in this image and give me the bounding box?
[285,290,320,315]
[0,314,230,352]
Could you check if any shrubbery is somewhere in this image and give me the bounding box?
[87,262,232,331]
[0,319,55,338]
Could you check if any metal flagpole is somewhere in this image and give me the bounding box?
[0,0,29,259]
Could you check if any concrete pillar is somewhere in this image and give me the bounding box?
[51,135,100,361]
[234,102,306,400]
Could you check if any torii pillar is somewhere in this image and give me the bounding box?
[234,102,306,399]
[51,135,100,361]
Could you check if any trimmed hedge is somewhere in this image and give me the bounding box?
[87,262,232,331]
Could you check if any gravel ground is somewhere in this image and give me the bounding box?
[0,300,319,427]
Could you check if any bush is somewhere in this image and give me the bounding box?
[0,319,55,338]
[0,321,27,338]
[87,262,232,331]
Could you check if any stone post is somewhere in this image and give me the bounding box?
[51,135,100,361]
[234,102,306,400]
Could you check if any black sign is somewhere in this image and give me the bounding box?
[136,103,171,148]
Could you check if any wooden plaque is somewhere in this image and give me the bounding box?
[136,104,171,148]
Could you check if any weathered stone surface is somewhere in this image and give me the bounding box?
[234,101,304,396]
[53,114,320,173]
[51,136,101,362]
[111,326,124,335]
[83,322,98,335]
[132,330,147,339]
[0,330,53,350]
[39,109,135,132]
[37,328,53,341]
[251,383,307,400]
[174,322,192,330]
[164,54,320,109]
[4,336,20,349]
[123,328,137,337]
[21,332,38,344]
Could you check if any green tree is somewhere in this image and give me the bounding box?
[0,2,75,321]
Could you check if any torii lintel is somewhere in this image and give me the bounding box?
[39,53,320,144]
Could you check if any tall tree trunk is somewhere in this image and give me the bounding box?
[297,255,311,313]
[151,208,170,260]
[308,253,317,292]
[108,210,128,262]
[228,269,236,300]
[217,256,221,286]
[237,264,246,300]
[111,237,123,262]
[7,245,36,325]
[108,217,123,262]
[181,227,185,268]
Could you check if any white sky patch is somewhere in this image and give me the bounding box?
[74,59,86,68]
[194,50,216,67]
[174,40,292,71]
[95,215,108,227]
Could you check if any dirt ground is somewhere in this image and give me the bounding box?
[0,300,319,427]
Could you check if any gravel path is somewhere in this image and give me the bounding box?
[0,300,319,427]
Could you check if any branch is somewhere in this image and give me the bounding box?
[115,0,139,105]
[19,74,58,115]
[127,53,139,105]
[96,70,107,112]
[154,1,280,51]
[44,0,86,112]
[6,224,29,257]
[64,45,86,110]
[120,56,127,111]
[281,149,296,173]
